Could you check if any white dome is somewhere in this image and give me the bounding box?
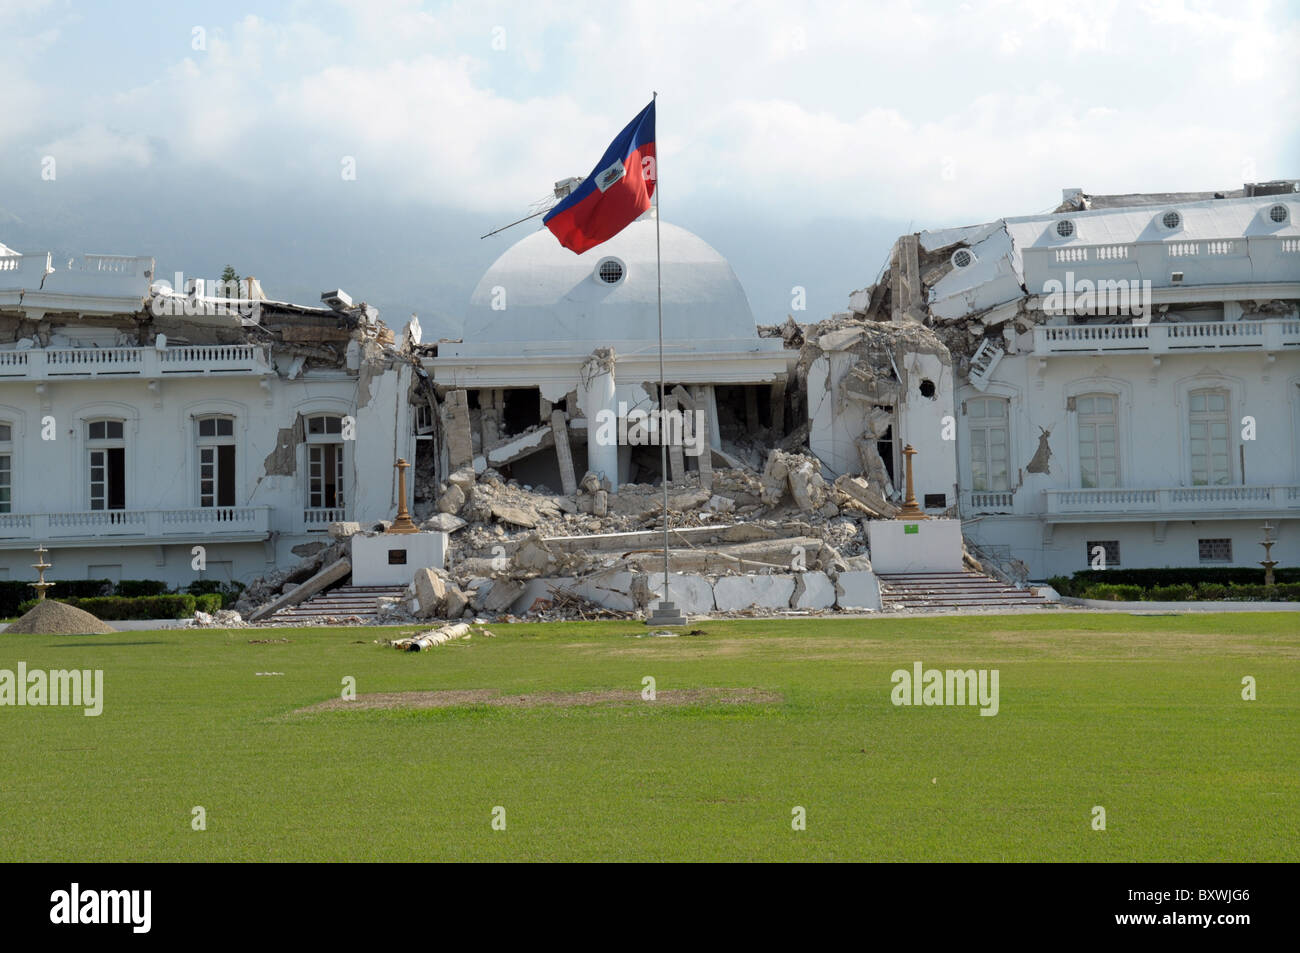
[464,216,758,348]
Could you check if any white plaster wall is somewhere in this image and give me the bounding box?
[899,351,958,510]
[0,363,414,588]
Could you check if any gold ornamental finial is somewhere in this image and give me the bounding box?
[387,459,420,534]
[897,445,928,520]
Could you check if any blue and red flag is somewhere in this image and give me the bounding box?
[544,100,656,254]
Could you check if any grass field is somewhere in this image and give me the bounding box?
[1,613,1297,861]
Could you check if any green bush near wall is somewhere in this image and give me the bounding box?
[13,593,212,620]
[2,578,244,617]
[1049,571,1300,603]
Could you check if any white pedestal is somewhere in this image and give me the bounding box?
[351,531,447,587]
[867,518,963,573]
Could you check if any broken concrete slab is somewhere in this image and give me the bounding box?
[474,578,526,613]
[437,483,467,514]
[834,569,881,611]
[713,574,796,611]
[646,572,715,615]
[249,557,352,622]
[413,567,449,618]
[791,571,836,609]
[421,512,467,533]
[489,502,538,528]
[328,521,363,539]
[486,424,555,468]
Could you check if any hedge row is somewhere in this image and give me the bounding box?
[1059,567,1300,592]
[1,579,244,617]
[1056,580,1300,603]
[14,592,224,620]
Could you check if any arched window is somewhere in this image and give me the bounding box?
[196,415,236,507]
[86,418,126,510]
[305,414,345,511]
[968,397,1010,491]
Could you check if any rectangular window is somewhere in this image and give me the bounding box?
[968,397,1009,491]
[1198,538,1232,563]
[1077,395,1118,489]
[1086,539,1121,568]
[1189,389,1231,486]
[308,443,344,509]
[0,453,10,514]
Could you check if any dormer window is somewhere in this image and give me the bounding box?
[1161,210,1182,230]
[1268,204,1289,224]
[1055,219,1075,238]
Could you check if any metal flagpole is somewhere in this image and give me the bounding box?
[648,91,683,626]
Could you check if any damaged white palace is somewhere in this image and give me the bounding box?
[0,178,1296,621]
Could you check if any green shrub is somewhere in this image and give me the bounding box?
[1147,584,1195,601]
[1,580,114,617]
[194,593,223,614]
[1196,583,1228,600]
[1082,583,1144,601]
[1071,567,1299,589]
[115,579,171,598]
[16,594,197,620]
[185,580,245,608]
[1274,582,1300,601]
[1047,575,1078,597]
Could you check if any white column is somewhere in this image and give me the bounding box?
[581,348,619,492]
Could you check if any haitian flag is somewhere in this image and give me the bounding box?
[544,100,656,254]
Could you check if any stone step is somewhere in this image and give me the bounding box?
[270,585,408,622]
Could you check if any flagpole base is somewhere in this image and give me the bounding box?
[646,601,687,627]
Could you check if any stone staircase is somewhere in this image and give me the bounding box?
[968,338,1005,391]
[269,585,408,624]
[876,571,1054,611]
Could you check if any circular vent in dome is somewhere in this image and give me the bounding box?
[1269,204,1288,224]
[1162,210,1182,230]
[596,258,625,284]
[951,249,973,268]
[1055,219,1075,238]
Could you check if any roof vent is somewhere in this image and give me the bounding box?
[1268,204,1289,224]
[595,257,625,285]
[951,249,974,268]
[1162,210,1182,230]
[1055,219,1075,238]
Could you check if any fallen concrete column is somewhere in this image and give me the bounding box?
[442,390,474,471]
[249,557,351,622]
[397,622,471,651]
[690,384,713,492]
[664,393,685,482]
[551,410,578,495]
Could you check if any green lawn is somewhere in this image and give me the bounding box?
[1,613,1297,861]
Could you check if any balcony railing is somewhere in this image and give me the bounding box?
[303,507,346,529]
[1045,484,1300,520]
[0,506,272,543]
[0,344,270,380]
[1022,233,1300,290]
[1033,319,1300,356]
[962,490,1016,514]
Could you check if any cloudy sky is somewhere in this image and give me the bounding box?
[1,0,1296,337]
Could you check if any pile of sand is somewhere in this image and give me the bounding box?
[4,599,117,635]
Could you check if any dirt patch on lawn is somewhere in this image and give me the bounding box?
[296,687,781,714]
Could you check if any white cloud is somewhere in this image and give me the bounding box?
[4,0,1296,227]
